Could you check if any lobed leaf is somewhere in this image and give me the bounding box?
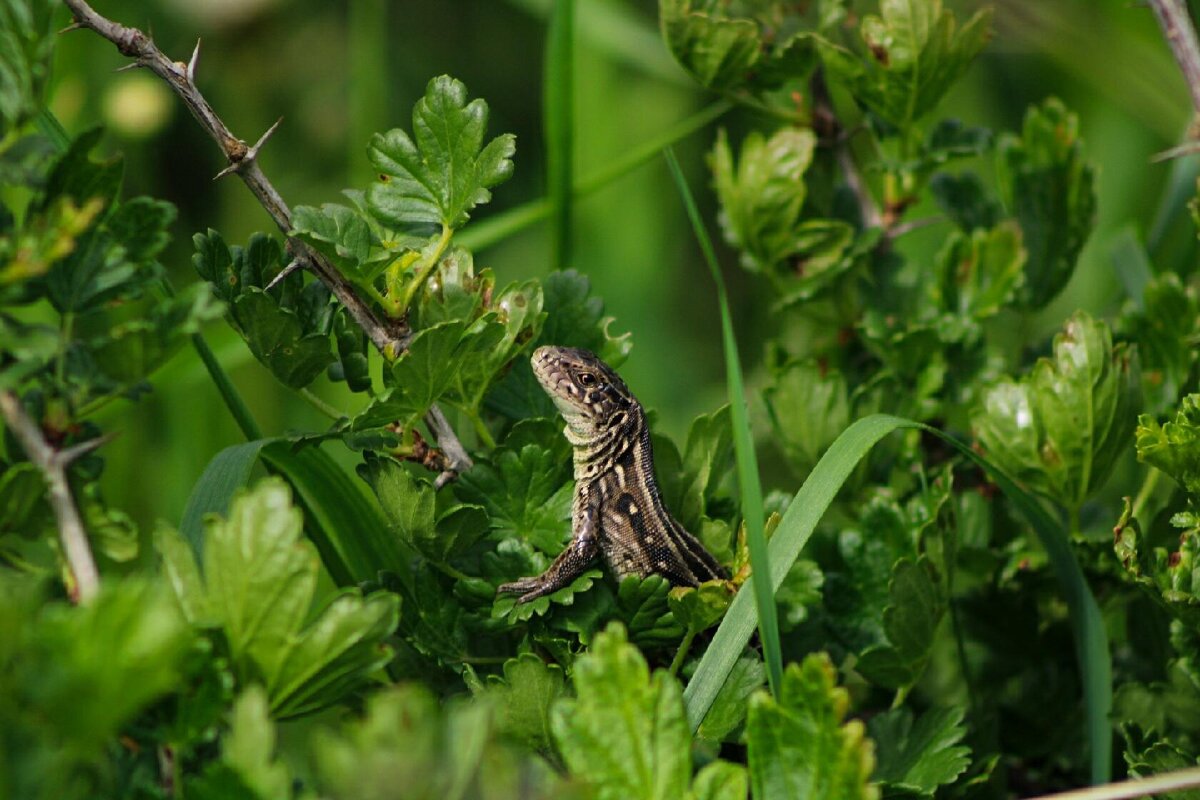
[995,98,1097,310]
[972,311,1141,513]
[367,75,515,231]
[745,653,878,800]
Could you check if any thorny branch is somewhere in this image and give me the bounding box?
[0,391,101,603]
[1149,0,1200,122]
[811,73,884,231]
[62,0,473,482]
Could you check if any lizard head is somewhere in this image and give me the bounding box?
[531,346,635,433]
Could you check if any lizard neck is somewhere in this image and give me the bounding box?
[567,404,646,484]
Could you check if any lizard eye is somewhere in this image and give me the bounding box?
[577,372,597,387]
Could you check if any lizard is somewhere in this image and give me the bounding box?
[497,345,727,604]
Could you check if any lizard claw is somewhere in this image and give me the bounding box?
[497,577,551,604]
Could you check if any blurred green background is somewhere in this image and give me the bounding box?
[46,0,1199,532]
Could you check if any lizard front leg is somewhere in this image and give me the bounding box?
[498,484,601,604]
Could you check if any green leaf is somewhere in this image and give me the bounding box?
[1114,497,1200,622]
[0,460,46,535]
[682,414,1113,784]
[0,0,60,133]
[973,311,1141,512]
[996,98,1097,309]
[232,291,334,389]
[856,557,943,690]
[669,580,733,635]
[481,653,566,753]
[291,202,388,284]
[659,0,827,92]
[745,653,878,800]
[1137,393,1200,496]
[1119,273,1200,415]
[692,761,749,800]
[89,282,224,385]
[193,231,335,389]
[617,574,685,647]
[366,75,516,230]
[358,452,488,564]
[161,478,400,718]
[456,441,573,554]
[313,684,568,800]
[19,578,192,750]
[0,314,57,390]
[764,359,850,475]
[659,0,760,90]
[551,623,691,800]
[200,687,293,800]
[869,706,971,796]
[329,306,371,392]
[710,127,817,273]
[818,0,991,130]
[697,653,765,743]
[931,221,1026,326]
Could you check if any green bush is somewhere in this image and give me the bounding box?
[3,0,1200,797]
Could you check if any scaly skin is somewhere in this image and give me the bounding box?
[497,346,727,603]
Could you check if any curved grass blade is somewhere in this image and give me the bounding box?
[179,439,273,552]
[181,440,408,591]
[544,0,574,269]
[681,415,1112,784]
[665,146,782,698]
[261,441,407,587]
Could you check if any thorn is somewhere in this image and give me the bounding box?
[187,38,201,83]
[1151,141,1200,162]
[114,61,143,73]
[212,117,283,181]
[58,22,84,34]
[56,433,118,467]
[248,116,284,159]
[264,258,303,291]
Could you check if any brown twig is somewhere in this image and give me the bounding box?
[1148,0,1200,120]
[0,391,101,603]
[812,74,884,230]
[62,0,474,480]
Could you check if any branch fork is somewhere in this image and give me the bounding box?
[62,0,474,481]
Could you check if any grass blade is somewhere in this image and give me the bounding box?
[680,413,1112,783]
[544,0,574,269]
[664,146,783,698]
[179,439,272,552]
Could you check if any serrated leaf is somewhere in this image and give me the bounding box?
[710,127,816,273]
[456,441,573,553]
[697,653,765,743]
[194,686,293,800]
[551,623,691,800]
[764,359,850,475]
[996,98,1097,310]
[931,221,1025,326]
[367,75,515,231]
[1137,393,1200,496]
[869,706,971,796]
[659,0,760,90]
[358,452,488,564]
[0,314,58,390]
[312,684,569,800]
[818,0,991,130]
[291,202,387,283]
[668,580,732,635]
[232,291,334,389]
[1120,273,1200,415]
[158,478,400,718]
[972,311,1141,512]
[617,574,685,647]
[482,653,566,753]
[745,653,878,800]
